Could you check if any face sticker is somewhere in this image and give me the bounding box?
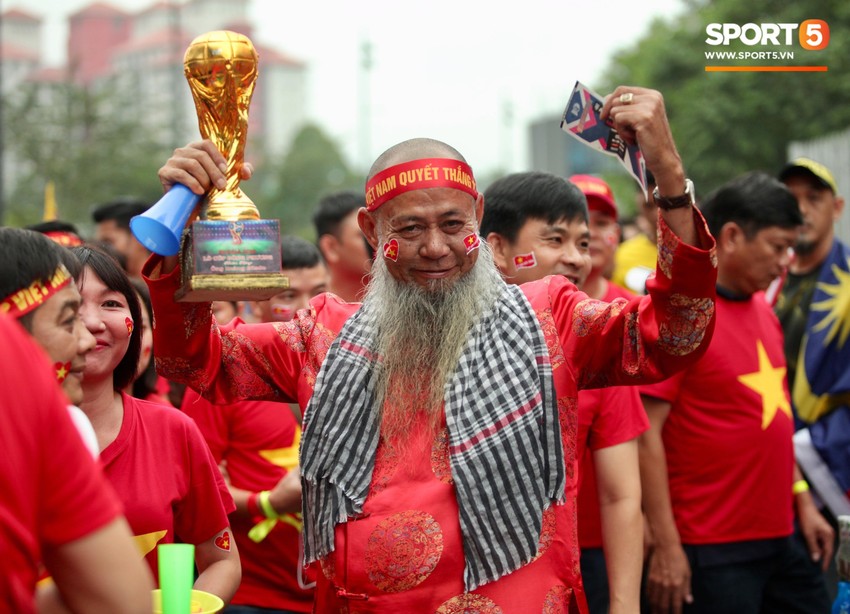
[383,239,399,262]
[513,252,537,270]
[55,361,72,384]
[125,317,134,337]
[214,529,232,552]
[271,304,294,322]
[463,233,480,254]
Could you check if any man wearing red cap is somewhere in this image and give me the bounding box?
[145,86,717,613]
[569,175,633,303]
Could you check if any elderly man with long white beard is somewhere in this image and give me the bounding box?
[145,86,717,614]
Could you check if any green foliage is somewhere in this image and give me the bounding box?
[265,124,362,239]
[1,80,361,242]
[600,0,850,195]
[2,78,169,230]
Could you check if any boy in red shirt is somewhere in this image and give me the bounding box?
[640,172,833,613]
[482,172,648,613]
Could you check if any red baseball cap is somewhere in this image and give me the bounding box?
[570,174,617,221]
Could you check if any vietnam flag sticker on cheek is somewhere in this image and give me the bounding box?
[514,252,537,270]
[271,304,294,322]
[383,239,399,262]
[125,317,134,337]
[463,233,480,254]
[54,361,71,383]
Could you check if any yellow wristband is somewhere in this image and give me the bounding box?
[792,479,810,495]
[258,490,279,519]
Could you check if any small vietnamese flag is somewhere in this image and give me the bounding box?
[514,252,537,270]
[463,233,480,254]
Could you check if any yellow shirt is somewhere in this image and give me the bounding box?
[612,234,657,294]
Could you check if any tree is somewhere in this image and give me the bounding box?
[3,78,169,229]
[599,0,850,194]
[266,124,361,239]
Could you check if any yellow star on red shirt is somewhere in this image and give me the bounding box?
[737,340,792,430]
[259,426,301,471]
[133,530,168,556]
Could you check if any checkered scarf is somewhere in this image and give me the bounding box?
[300,281,565,591]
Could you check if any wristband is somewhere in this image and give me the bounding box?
[258,490,280,519]
[246,492,262,518]
[792,479,810,496]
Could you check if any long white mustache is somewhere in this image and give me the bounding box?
[363,242,503,443]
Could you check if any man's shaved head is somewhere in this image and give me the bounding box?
[368,138,467,180]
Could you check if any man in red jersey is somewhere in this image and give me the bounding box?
[482,172,647,613]
[639,172,833,614]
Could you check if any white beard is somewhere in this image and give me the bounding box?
[363,243,503,444]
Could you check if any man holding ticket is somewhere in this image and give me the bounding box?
[145,86,716,613]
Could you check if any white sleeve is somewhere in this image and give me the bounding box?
[66,404,100,457]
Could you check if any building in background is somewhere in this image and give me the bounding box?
[1,7,42,93]
[528,114,625,178]
[0,0,306,195]
[788,129,850,244]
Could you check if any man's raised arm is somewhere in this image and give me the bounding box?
[143,142,305,406]
[601,87,704,249]
[545,86,717,389]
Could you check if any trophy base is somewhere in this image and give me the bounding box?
[175,272,290,302]
[175,219,289,302]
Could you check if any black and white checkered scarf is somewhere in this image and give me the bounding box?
[300,281,565,591]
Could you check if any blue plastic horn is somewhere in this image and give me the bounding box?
[129,184,201,257]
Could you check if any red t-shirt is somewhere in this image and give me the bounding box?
[0,316,121,613]
[577,282,647,549]
[640,292,795,544]
[576,386,647,549]
[182,379,314,612]
[100,393,235,579]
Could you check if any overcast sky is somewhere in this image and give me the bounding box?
[31,0,686,173]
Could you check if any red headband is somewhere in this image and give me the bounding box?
[0,265,72,319]
[365,158,478,211]
[43,231,83,247]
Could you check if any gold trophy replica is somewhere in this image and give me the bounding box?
[131,30,288,301]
